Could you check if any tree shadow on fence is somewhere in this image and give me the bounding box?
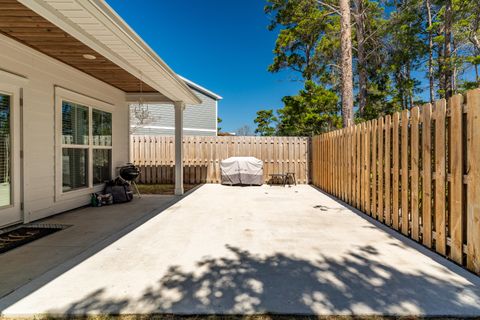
[57,244,480,317]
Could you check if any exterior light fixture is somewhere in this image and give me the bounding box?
[82,54,96,60]
[134,73,150,124]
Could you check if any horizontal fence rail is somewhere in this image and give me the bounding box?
[131,135,309,185]
[312,88,480,275]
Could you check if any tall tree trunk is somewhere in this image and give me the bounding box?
[469,13,480,53]
[438,42,445,98]
[452,38,457,94]
[426,0,435,103]
[407,63,414,109]
[340,0,354,127]
[476,64,479,84]
[472,34,480,53]
[444,0,453,100]
[353,0,367,116]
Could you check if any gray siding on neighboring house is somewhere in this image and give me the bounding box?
[132,89,218,136]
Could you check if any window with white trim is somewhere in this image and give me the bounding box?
[61,100,112,192]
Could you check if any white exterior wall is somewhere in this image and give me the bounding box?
[0,34,130,223]
[131,90,218,136]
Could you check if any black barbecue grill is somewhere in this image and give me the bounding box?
[118,163,141,197]
[119,163,140,181]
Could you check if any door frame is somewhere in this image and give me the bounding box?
[0,69,26,228]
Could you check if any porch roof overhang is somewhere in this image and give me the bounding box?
[0,0,201,105]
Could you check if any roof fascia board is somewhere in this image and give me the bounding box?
[87,0,200,104]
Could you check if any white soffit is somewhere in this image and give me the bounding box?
[17,0,201,105]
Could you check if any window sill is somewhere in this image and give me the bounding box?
[56,184,105,202]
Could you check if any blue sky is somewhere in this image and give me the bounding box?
[106,0,302,133]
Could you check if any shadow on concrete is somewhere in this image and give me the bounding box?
[48,244,480,317]
[3,184,480,317]
[0,186,202,311]
[309,185,480,278]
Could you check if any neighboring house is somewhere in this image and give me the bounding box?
[0,0,199,228]
[131,76,222,136]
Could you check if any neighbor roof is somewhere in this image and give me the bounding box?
[14,0,201,105]
[179,76,223,101]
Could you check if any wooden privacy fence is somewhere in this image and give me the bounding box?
[311,88,480,275]
[131,136,309,184]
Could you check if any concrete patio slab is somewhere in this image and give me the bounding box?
[1,184,480,317]
[0,194,178,298]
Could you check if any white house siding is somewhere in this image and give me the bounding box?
[0,34,130,224]
[132,90,217,136]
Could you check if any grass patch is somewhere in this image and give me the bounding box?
[136,184,198,195]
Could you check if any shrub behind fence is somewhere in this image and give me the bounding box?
[311,88,480,275]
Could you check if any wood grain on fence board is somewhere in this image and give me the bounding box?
[422,103,433,248]
[365,122,371,216]
[411,107,420,241]
[378,117,384,223]
[372,119,377,218]
[401,109,409,236]
[467,89,480,273]
[450,94,464,264]
[392,112,400,230]
[435,99,447,255]
[384,115,392,226]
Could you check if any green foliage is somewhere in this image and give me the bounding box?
[254,110,278,136]
[217,117,222,133]
[260,0,480,135]
[276,81,341,136]
[265,0,340,84]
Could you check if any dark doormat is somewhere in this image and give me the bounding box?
[0,225,66,254]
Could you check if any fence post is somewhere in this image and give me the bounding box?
[449,94,464,264]
[467,89,480,273]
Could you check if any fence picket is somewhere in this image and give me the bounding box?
[411,107,420,241]
[365,122,371,216]
[467,89,480,273]
[372,119,377,218]
[385,115,392,226]
[401,109,409,236]
[422,103,433,248]
[450,94,463,264]
[435,99,447,255]
[392,112,400,230]
[377,117,384,222]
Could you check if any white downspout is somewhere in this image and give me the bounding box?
[174,101,185,195]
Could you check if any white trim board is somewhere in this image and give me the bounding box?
[134,125,217,133]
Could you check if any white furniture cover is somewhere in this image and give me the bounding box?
[220,157,263,186]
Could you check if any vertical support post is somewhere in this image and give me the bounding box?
[174,101,185,195]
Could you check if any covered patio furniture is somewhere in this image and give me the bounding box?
[220,157,263,186]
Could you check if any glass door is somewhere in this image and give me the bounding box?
[0,87,21,228]
[0,93,11,207]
